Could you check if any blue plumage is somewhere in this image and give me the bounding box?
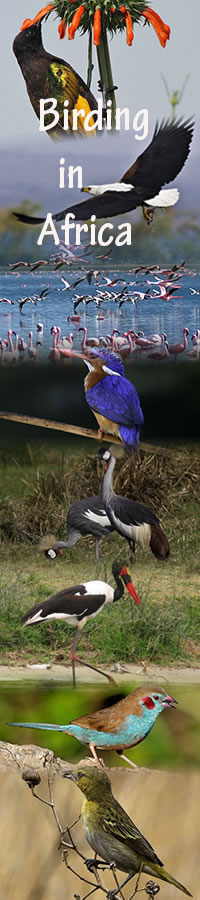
[85,352,143,451]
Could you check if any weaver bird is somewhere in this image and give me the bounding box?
[65,766,192,897]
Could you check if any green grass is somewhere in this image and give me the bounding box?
[0,441,199,667]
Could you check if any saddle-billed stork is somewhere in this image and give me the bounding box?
[99,448,169,561]
[22,560,141,686]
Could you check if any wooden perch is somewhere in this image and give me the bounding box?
[0,411,175,455]
[0,740,163,781]
[0,411,122,445]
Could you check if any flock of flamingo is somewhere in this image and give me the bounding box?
[0,324,199,365]
[0,259,199,364]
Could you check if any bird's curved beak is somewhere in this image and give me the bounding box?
[120,566,141,606]
[81,187,90,194]
[162,694,178,709]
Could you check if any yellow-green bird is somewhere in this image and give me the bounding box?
[66,766,192,898]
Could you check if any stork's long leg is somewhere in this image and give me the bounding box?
[70,625,116,686]
[70,625,82,688]
[74,656,117,685]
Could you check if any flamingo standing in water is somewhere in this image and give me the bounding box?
[49,326,61,362]
[61,333,74,350]
[168,327,189,361]
[28,332,41,362]
[79,326,100,350]
[1,330,19,364]
[187,331,200,359]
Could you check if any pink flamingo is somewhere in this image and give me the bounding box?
[61,333,74,350]
[131,331,155,350]
[28,332,41,362]
[49,326,61,362]
[147,334,169,360]
[1,330,19,364]
[111,329,129,353]
[118,332,136,358]
[67,315,81,323]
[153,285,183,302]
[187,331,200,359]
[18,337,27,361]
[0,297,15,305]
[168,327,189,361]
[79,326,100,349]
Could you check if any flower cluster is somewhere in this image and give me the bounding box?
[21,1,170,48]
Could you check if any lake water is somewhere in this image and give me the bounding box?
[0,268,200,362]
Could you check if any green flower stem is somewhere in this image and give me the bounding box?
[96,28,117,129]
[87,26,93,88]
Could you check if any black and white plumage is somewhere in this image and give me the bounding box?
[22,560,140,686]
[14,119,194,226]
[99,449,169,562]
[43,495,114,563]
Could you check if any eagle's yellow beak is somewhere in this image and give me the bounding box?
[81,186,90,193]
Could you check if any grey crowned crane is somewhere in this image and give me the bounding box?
[99,449,169,562]
[22,560,141,686]
[41,495,114,562]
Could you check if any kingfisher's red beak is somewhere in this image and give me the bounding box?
[120,566,141,606]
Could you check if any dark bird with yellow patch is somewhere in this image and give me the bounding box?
[13,14,97,138]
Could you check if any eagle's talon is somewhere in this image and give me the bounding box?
[143,205,154,225]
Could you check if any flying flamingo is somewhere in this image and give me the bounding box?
[152,285,182,302]
[0,297,15,305]
[168,327,189,361]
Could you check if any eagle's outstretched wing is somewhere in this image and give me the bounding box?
[13,118,194,225]
[121,118,194,200]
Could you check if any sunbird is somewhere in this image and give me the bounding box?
[13,14,97,139]
[66,766,192,897]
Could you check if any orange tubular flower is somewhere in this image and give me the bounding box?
[21,18,33,29]
[68,4,85,38]
[58,18,67,36]
[125,10,133,45]
[93,8,101,46]
[142,6,170,47]
[32,3,54,24]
